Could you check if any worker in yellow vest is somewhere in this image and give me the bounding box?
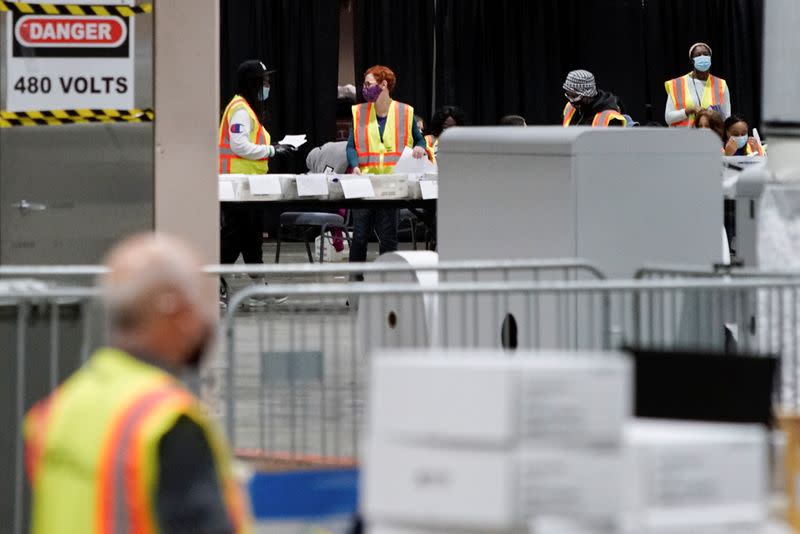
[562,70,628,127]
[24,233,252,534]
[664,42,731,127]
[346,65,428,265]
[218,60,294,306]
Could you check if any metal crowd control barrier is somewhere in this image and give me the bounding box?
[7,262,800,531]
[0,258,606,282]
[0,259,603,534]
[0,284,103,534]
[219,277,800,469]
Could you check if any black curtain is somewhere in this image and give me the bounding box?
[353,0,435,125]
[220,0,339,173]
[435,0,580,126]
[433,0,762,127]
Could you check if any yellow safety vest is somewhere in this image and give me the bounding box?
[562,102,627,127]
[218,95,271,174]
[25,347,252,534]
[664,73,727,127]
[351,100,414,174]
[424,134,438,164]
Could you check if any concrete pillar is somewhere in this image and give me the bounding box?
[153,0,219,262]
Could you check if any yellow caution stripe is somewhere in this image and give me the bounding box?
[0,108,154,127]
[0,1,151,17]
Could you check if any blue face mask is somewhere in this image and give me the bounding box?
[734,135,748,149]
[693,55,712,72]
[259,86,270,101]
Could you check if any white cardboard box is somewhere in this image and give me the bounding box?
[369,351,631,448]
[363,439,625,530]
[623,419,768,533]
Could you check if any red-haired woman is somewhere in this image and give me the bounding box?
[347,65,427,265]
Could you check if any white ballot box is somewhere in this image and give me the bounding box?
[363,350,632,533]
[368,350,630,448]
[363,440,625,531]
[437,127,722,277]
[623,419,769,533]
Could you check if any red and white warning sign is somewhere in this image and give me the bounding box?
[15,16,128,48]
[4,1,135,111]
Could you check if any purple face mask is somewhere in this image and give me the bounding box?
[362,84,383,102]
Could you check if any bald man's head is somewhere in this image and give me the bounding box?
[100,233,215,368]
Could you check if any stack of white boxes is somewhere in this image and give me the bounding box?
[362,350,773,534]
[362,350,632,533]
[623,419,768,534]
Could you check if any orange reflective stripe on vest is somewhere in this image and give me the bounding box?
[592,110,627,127]
[218,96,270,174]
[562,102,577,127]
[352,101,413,173]
[96,382,189,534]
[665,74,727,127]
[424,134,437,163]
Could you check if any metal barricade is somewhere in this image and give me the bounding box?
[0,284,103,534]
[218,277,800,469]
[4,270,800,531]
[0,259,604,533]
[0,258,605,283]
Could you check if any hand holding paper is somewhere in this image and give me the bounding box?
[393,146,437,174]
[279,134,308,149]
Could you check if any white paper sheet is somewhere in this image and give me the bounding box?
[248,175,283,196]
[340,178,375,199]
[419,180,438,200]
[297,174,330,197]
[279,134,308,149]
[219,181,237,201]
[392,146,437,174]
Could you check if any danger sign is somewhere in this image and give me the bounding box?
[3,1,135,112]
[15,16,128,48]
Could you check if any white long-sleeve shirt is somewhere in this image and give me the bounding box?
[664,77,731,125]
[229,108,274,160]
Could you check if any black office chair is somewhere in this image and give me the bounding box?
[275,212,351,263]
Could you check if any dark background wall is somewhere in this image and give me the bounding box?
[220,0,763,150]
[220,0,340,172]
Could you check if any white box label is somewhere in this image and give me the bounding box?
[341,178,375,199]
[419,180,438,200]
[219,181,236,201]
[297,174,329,197]
[248,175,282,196]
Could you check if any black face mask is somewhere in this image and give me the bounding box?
[185,323,214,370]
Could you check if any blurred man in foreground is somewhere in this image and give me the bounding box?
[25,233,251,534]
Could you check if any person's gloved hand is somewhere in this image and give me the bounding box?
[272,143,297,157]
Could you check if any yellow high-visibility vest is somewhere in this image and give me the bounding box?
[424,134,438,163]
[664,73,727,127]
[352,100,414,174]
[25,347,252,534]
[219,95,271,174]
[562,102,627,127]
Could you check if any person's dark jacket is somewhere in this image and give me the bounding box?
[571,89,625,126]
